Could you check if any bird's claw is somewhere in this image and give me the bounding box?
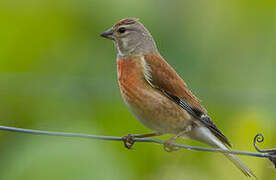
[163,140,179,152]
[122,134,135,149]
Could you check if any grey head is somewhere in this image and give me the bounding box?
[100,18,159,58]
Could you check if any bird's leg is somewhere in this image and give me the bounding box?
[164,127,191,152]
[122,132,159,149]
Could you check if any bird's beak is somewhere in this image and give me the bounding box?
[100,29,114,40]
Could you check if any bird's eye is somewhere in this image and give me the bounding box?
[118,27,126,33]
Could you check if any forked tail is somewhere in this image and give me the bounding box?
[189,127,256,178]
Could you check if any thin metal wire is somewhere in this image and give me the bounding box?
[0,125,270,159]
[253,133,276,168]
[254,133,276,153]
[0,126,122,141]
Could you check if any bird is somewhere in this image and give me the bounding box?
[100,17,255,177]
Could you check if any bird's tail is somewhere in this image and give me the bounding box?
[189,127,255,178]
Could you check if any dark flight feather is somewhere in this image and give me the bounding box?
[144,54,231,147]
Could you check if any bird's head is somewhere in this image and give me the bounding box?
[100,18,158,58]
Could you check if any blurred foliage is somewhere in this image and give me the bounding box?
[0,0,275,179]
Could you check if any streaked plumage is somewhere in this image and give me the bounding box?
[100,17,255,177]
[117,56,192,133]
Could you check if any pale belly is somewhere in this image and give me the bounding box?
[119,84,193,134]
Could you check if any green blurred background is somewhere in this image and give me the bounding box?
[0,0,275,179]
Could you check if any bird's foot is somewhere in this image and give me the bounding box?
[122,132,158,149]
[163,139,180,152]
[122,134,135,149]
[163,129,189,152]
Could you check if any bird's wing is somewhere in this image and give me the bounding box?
[143,54,231,147]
